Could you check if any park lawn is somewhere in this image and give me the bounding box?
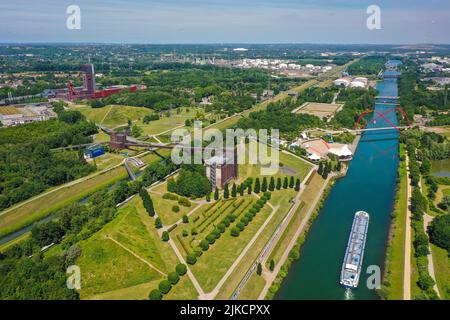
[174,197,255,256]
[149,187,198,226]
[267,172,325,266]
[75,104,153,128]
[138,148,171,164]
[236,273,266,300]
[77,235,163,299]
[88,279,161,300]
[383,156,407,300]
[140,108,201,136]
[94,130,110,143]
[76,196,179,298]
[237,146,312,183]
[90,153,125,171]
[108,197,175,272]
[214,189,301,299]
[430,244,450,300]
[190,203,273,293]
[163,276,199,300]
[74,104,111,123]
[101,105,152,128]
[0,166,128,239]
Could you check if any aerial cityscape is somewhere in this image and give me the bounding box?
[0,0,449,309]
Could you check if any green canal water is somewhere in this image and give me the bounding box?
[277,67,401,300]
[430,159,450,178]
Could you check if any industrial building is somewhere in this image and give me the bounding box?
[84,144,105,159]
[0,103,57,126]
[58,63,145,101]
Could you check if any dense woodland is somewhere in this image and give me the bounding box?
[347,56,387,75]
[0,109,97,210]
[399,63,450,121]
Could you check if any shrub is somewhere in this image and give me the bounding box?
[194,247,203,257]
[214,188,219,200]
[241,217,250,226]
[155,217,163,229]
[212,229,221,238]
[224,183,230,199]
[178,197,192,207]
[200,239,210,250]
[417,272,435,291]
[149,289,162,300]
[163,193,178,200]
[236,222,245,231]
[428,214,450,251]
[191,228,198,236]
[205,235,216,245]
[217,223,226,233]
[227,214,236,222]
[161,231,169,242]
[269,259,275,271]
[245,212,254,221]
[182,229,188,237]
[222,218,231,227]
[167,224,177,232]
[186,254,197,265]
[159,280,172,294]
[230,227,240,237]
[172,205,180,213]
[182,215,189,223]
[168,272,180,285]
[289,176,295,188]
[176,263,187,276]
[257,262,262,275]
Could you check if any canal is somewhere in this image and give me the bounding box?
[277,64,402,300]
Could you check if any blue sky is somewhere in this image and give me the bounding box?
[1,0,450,44]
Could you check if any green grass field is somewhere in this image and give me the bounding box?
[236,273,266,300]
[189,202,273,293]
[74,104,153,128]
[148,181,198,226]
[267,172,324,266]
[0,166,128,239]
[430,244,450,300]
[77,196,179,299]
[238,148,312,183]
[381,154,407,300]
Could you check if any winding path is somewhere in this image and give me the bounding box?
[423,213,441,298]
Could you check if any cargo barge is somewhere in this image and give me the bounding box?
[340,211,370,288]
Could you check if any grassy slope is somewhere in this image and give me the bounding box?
[430,244,450,300]
[0,166,128,239]
[76,197,179,299]
[267,172,324,266]
[148,181,198,226]
[190,204,273,292]
[215,189,300,299]
[381,149,407,300]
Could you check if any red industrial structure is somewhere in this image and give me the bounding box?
[65,63,143,101]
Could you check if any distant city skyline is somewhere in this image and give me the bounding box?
[1,0,450,44]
